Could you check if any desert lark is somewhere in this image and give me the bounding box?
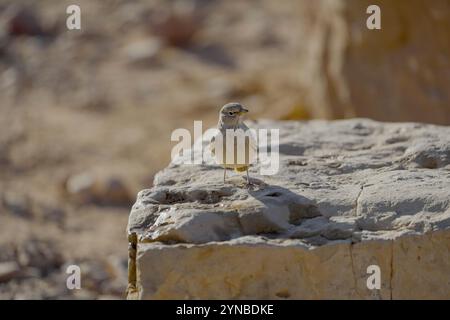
[210,102,256,185]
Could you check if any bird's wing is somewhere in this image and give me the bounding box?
[240,123,257,152]
[209,135,215,155]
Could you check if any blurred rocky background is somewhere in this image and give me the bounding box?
[0,0,448,299]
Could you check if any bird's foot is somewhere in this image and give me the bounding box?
[244,178,257,189]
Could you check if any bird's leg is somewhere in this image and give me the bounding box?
[245,167,254,188]
[223,167,226,184]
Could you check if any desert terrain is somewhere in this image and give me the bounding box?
[0,0,448,299]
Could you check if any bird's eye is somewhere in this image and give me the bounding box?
[228,112,234,116]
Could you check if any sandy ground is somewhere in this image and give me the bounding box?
[0,0,311,299]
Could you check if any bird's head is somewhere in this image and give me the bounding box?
[219,102,248,126]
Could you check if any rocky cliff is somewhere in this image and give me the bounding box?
[127,119,450,299]
[297,0,450,124]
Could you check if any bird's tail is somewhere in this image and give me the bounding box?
[234,166,248,172]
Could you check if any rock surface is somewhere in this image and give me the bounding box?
[129,118,450,299]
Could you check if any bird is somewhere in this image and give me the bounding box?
[210,102,256,186]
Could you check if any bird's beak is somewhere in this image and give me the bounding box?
[239,108,248,115]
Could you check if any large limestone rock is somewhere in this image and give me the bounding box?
[297,0,450,124]
[127,119,450,299]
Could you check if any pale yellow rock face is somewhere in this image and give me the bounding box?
[135,230,449,300]
[392,231,450,299]
[297,0,450,124]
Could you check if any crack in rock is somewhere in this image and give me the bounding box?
[353,184,364,217]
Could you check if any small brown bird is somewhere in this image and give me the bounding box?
[210,102,256,185]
